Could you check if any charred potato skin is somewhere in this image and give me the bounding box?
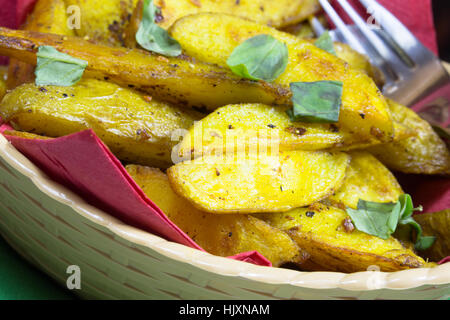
[257,203,426,272]
[0,79,201,168]
[64,0,138,46]
[126,165,307,267]
[170,13,395,146]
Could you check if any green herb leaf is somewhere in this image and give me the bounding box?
[35,46,87,86]
[314,31,336,55]
[346,200,401,239]
[226,34,289,82]
[288,81,343,123]
[136,0,181,57]
[347,195,435,250]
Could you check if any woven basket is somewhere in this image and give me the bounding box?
[0,133,449,300]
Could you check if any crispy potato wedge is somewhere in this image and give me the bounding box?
[2,130,52,140]
[156,0,320,30]
[329,151,404,209]
[0,67,6,100]
[257,203,426,272]
[367,99,450,174]
[414,209,450,262]
[0,27,290,110]
[334,42,385,89]
[170,13,394,146]
[168,150,350,214]
[0,79,201,168]
[64,0,138,46]
[176,103,376,160]
[126,165,307,267]
[7,0,74,89]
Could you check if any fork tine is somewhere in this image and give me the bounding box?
[317,0,367,55]
[358,0,436,62]
[335,0,412,78]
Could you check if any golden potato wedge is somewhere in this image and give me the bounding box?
[0,79,201,168]
[0,27,290,110]
[170,13,394,146]
[167,150,350,214]
[367,99,450,174]
[64,0,138,46]
[2,130,52,140]
[155,0,320,30]
[126,165,307,267]
[256,203,426,272]
[414,209,450,262]
[329,151,403,209]
[176,103,376,161]
[333,42,385,88]
[0,67,6,100]
[7,0,74,89]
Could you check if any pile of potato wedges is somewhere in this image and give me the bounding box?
[0,0,448,272]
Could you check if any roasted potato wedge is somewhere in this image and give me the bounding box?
[329,151,404,209]
[126,165,307,267]
[168,150,350,214]
[333,42,385,89]
[0,79,201,168]
[0,27,291,110]
[2,130,52,140]
[124,0,320,45]
[414,209,450,262]
[257,203,426,272]
[0,67,6,100]
[7,0,74,89]
[367,99,450,174]
[64,0,138,46]
[176,103,377,160]
[157,0,319,30]
[170,13,394,146]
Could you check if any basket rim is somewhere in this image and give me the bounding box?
[0,133,449,292]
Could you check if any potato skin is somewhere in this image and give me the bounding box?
[0,79,200,168]
[257,203,426,272]
[154,0,320,29]
[64,0,138,46]
[0,67,6,101]
[329,151,403,209]
[170,13,394,146]
[414,209,450,262]
[168,150,350,214]
[7,0,74,90]
[126,165,307,267]
[0,27,290,110]
[367,99,450,174]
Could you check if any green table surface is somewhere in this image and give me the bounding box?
[0,235,75,300]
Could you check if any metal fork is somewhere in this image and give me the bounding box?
[313,0,450,132]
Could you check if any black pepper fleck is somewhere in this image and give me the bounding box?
[306,211,315,218]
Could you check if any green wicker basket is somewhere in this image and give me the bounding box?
[0,133,449,300]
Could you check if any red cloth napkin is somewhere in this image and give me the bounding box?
[0,0,448,266]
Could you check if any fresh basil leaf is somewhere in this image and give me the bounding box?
[314,31,336,55]
[226,34,288,82]
[347,194,435,250]
[399,217,436,250]
[35,46,87,86]
[288,81,343,123]
[136,0,181,57]
[346,200,401,240]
